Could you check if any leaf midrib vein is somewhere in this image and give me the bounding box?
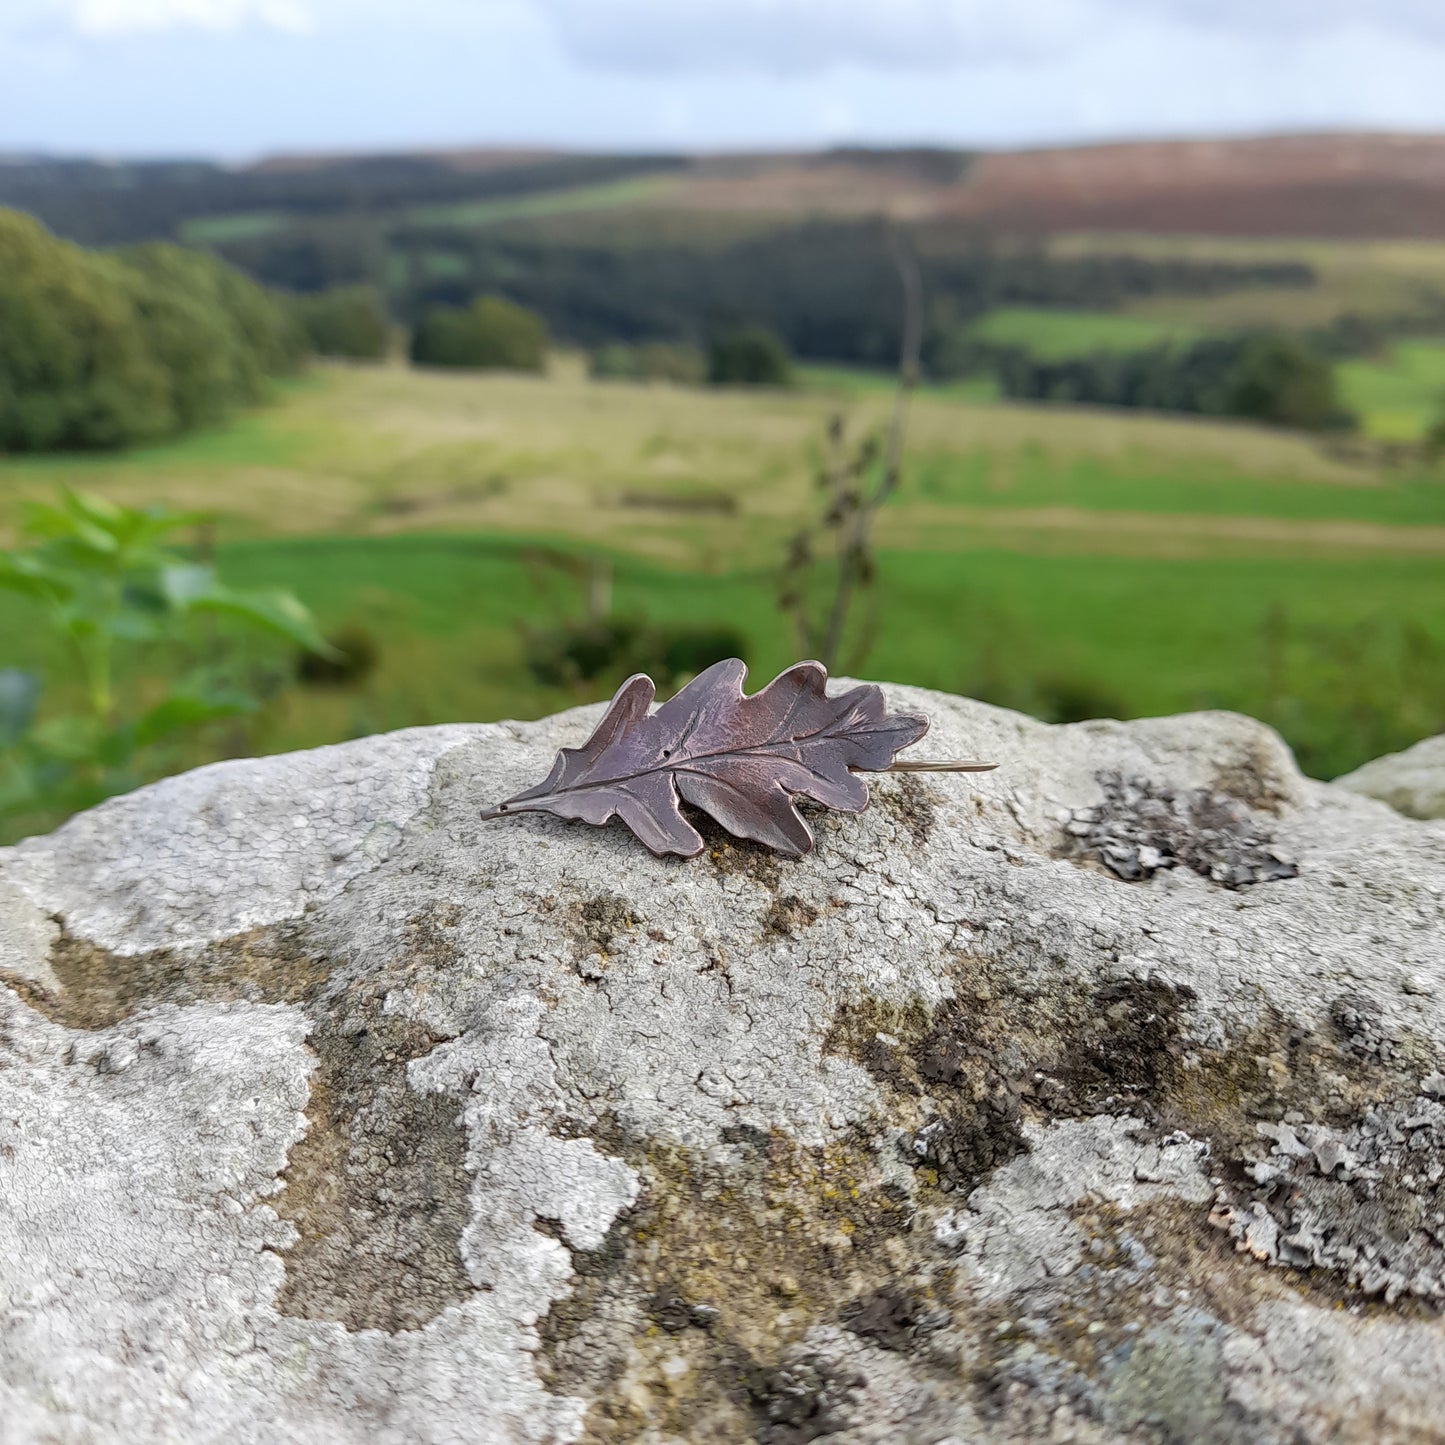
[572,720,864,795]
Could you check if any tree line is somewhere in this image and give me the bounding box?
[989,333,1352,432]
[0,154,686,247]
[0,204,1392,452]
[218,216,1317,366]
[0,209,303,452]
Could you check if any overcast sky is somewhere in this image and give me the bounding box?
[3,0,1444,159]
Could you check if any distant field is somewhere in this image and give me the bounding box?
[6,362,1440,565]
[406,175,678,228]
[1339,339,1445,440]
[965,307,1202,358]
[174,176,681,264]
[799,364,999,404]
[665,135,1445,238]
[1056,233,1445,329]
[180,211,290,244]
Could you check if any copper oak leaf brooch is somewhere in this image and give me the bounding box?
[481,658,996,858]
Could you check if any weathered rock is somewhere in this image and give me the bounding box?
[2,688,1444,1445]
[1336,732,1445,821]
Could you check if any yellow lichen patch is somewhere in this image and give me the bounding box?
[540,1126,924,1444]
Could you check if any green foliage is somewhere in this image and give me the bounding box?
[296,622,380,686]
[1427,409,1445,462]
[292,285,392,360]
[995,330,1353,432]
[0,490,329,833]
[409,295,547,371]
[708,328,794,387]
[120,240,306,427]
[524,616,747,689]
[590,342,705,385]
[379,220,1311,366]
[0,210,302,453]
[0,210,172,451]
[1224,334,1342,431]
[1257,609,1445,779]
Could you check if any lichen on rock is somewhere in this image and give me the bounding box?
[2,686,1444,1444]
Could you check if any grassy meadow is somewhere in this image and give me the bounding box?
[3,353,1444,839]
[1338,339,1445,440]
[965,307,1202,357]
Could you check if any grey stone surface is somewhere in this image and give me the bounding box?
[2,682,1444,1444]
[1336,731,1445,821]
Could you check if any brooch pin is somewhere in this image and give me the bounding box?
[482,658,996,858]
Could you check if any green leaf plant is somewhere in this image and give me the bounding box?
[0,489,332,833]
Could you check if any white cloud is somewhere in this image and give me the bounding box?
[1160,0,1445,43]
[1,0,1444,158]
[534,0,1445,74]
[536,0,1098,74]
[68,0,313,36]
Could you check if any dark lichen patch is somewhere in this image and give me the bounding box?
[761,894,821,940]
[536,1124,926,1443]
[1070,996,1445,1314]
[826,991,1029,1193]
[1063,772,1297,889]
[903,1090,1026,1191]
[648,1291,705,1333]
[978,1184,1444,1440]
[825,964,1435,1222]
[746,1353,865,1445]
[273,976,473,1332]
[824,969,1445,1325]
[872,774,937,848]
[26,921,332,1031]
[1165,1005,1430,1153]
[1039,976,1197,1118]
[825,996,933,1094]
[840,1285,942,1352]
[400,903,464,971]
[566,893,640,959]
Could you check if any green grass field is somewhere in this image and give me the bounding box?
[215,536,1445,781]
[799,364,999,404]
[1339,339,1445,440]
[180,211,290,244]
[6,361,1439,559]
[965,307,1203,358]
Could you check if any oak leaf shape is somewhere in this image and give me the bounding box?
[481,658,930,857]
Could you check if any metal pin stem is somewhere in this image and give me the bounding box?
[884,760,998,773]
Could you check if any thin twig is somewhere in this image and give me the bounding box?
[814,225,923,670]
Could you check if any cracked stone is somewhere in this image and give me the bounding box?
[1,690,1443,1444]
